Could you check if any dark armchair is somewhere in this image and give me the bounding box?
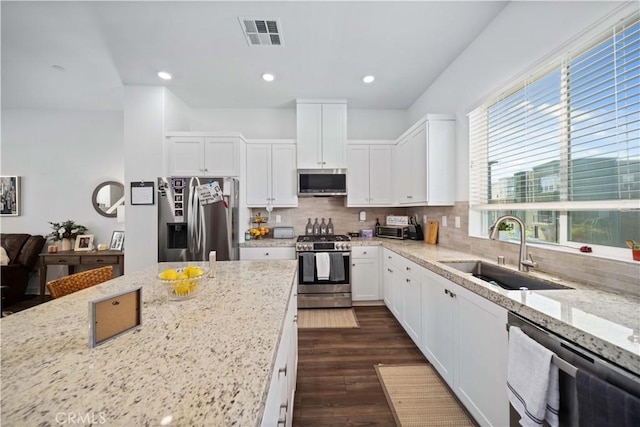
[1,233,46,307]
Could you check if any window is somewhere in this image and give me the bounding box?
[469,12,639,257]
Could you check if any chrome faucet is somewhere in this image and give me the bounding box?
[489,215,538,272]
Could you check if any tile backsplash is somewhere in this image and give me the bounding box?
[251,199,640,296]
[250,197,405,235]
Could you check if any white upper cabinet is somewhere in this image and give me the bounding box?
[296,100,347,169]
[347,144,393,207]
[246,143,297,207]
[167,135,240,177]
[393,115,456,206]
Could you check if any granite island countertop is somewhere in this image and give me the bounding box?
[243,237,640,374]
[1,260,298,427]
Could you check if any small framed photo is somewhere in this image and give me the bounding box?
[75,235,94,251]
[0,176,20,216]
[109,231,125,251]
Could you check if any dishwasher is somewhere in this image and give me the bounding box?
[507,312,640,427]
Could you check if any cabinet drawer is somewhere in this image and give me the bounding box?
[82,256,119,265]
[240,247,295,260]
[352,246,379,259]
[383,248,399,265]
[46,256,80,265]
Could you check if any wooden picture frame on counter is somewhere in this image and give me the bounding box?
[74,234,94,251]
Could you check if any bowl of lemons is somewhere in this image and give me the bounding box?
[157,265,208,301]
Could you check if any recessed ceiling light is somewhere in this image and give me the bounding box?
[362,75,375,84]
[262,73,275,82]
[157,71,172,80]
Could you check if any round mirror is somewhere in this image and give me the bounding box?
[92,181,125,218]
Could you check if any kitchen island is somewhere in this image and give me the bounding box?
[1,260,298,426]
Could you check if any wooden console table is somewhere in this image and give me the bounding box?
[39,250,124,301]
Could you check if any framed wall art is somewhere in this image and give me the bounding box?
[0,176,20,216]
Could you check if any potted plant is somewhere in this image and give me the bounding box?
[48,220,88,251]
[497,222,513,240]
[626,240,640,261]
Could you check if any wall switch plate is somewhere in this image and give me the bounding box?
[276,215,282,223]
[455,216,460,228]
[442,216,447,227]
[359,211,366,221]
[423,215,428,224]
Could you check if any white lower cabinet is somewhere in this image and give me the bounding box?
[261,289,297,427]
[421,268,456,386]
[351,246,380,301]
[381,252,508,427]
[454,285,508,427]
[240,247,296,260]
[382,249,401,320]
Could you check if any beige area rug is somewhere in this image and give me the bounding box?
[375,364,475,427]
[297,308,360,329]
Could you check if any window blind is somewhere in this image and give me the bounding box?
[470,12,639,211]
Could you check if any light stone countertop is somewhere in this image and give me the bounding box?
[240,238,297,248]
[0,260,298,427]
[246,237,640,374]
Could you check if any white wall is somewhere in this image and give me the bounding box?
[408,0,628,201]
[190,107,409,140]
[1,109,124,290]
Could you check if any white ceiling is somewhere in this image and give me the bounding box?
[1,1,508,111]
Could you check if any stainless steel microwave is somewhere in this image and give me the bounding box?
[297,169,347,196]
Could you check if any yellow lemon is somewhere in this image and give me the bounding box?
[160,269,178,280]
[174,283,191,296]
[188,267,204,277]
[176,273,188,279]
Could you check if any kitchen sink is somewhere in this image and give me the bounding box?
[439,261,572,291]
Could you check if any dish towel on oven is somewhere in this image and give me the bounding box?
[576,368,640,427]
[315,253,330,280]
[301,253,315,282]
[507,326,560,427]
[329,252,345,281]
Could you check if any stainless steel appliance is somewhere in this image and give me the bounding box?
[297,169,347,196]
[375,225,410,239]
[507,312,640,426]
[157,177,239,262]
[296,235,352,308]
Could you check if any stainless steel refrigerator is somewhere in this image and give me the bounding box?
[158,177,239,262]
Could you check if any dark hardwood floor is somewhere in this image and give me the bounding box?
[293,306,427,426]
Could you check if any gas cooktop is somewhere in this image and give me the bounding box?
[296,235,351,243]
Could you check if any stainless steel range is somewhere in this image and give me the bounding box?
[296,235,352,308]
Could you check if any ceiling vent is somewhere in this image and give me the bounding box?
[239,18,283,46]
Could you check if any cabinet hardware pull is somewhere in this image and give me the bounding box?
[450,292,456,298]
[363,251,367,254]
[279,365,287,376]
[406,266,410,271]
[322,162,326,164]
[278,402,288,425]
[293,315,298,322]
[444,289,449,295]
[352,264,355,266]
[407,195,413,198]
[265,253,269,256]
[406,278,410,283]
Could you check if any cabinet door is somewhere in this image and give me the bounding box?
[204,138,238,176]
[168,137,205,176]
[408,125,427,204]
[246,144,272,206]
[455,288,508,427]
[421,270,455,386]
[368,145,393,205]
[352,258,380,301]
[296,103,322,169]
[426,119,456,205]
[346,145,370,206]
[395,138,412,204]
[383,261,397,316]
[402,269,422,347]
[271,144,298,207]
[321,103,347,168]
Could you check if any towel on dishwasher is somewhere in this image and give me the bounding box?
[301,253,315,282]
[507,326,560,427]
[315,253,330,280]
[576,369,640,427]
[329,252,345,281]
